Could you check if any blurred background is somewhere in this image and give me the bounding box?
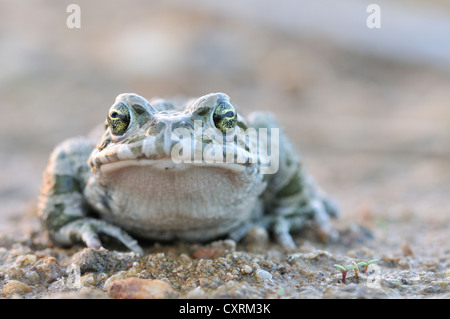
[0,0,449,256]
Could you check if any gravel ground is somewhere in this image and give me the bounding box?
[0,1,449,299]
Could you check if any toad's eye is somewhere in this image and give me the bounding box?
[108,102,131,135]
[212,101,237,133]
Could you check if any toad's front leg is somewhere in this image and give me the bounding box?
[38,137,143,254]
[248,112,339,248]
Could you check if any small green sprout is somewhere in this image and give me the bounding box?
[351,261,360,278]
[356,259,379,274]
[334,259,379,283]
[334,264,357,283]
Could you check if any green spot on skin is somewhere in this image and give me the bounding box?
[130,144,143,157]
[275,172,302,198]
[98,136,112,151]
[46,203,82,231]
[127,136,146,144]
[145,122,165,135]
[52,174,81,195]
[195,107,210,117]
[236,120,248,131]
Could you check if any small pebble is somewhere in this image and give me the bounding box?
[80,273,96,287]
[1,280,31,298]
[185,286,207,299]
[254,269,272,281]
[23,270,42,284]
[15,254,37,267]
[33,257,64,284]
[103,271,128,291]
[70,248,113,274]
[107,277,177,299]
[241,265,253,275]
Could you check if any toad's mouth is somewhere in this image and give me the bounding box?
[98,158,249,175]
[90,133,258,172]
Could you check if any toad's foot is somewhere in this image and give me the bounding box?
[272,197,339,248]
[51,218,144,255]
[310,197,340,243]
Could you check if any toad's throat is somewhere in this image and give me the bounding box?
[88,160,264,238]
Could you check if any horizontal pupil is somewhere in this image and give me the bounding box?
[223,111,234,118]
[110,111,129,121]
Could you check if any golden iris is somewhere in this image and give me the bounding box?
[108,102,131,135]
[213,101,237,133]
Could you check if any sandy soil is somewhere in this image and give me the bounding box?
[0,1,448,299]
